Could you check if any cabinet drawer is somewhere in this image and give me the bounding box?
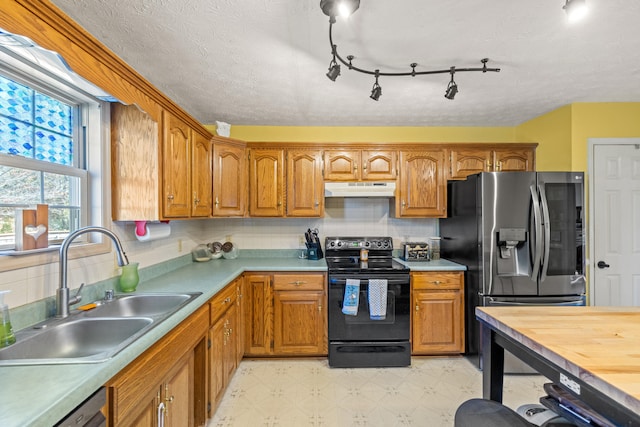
[412,272,463,290]
[273,274,325,291]
[210,283,237,324]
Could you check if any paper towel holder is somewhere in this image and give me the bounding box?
[134,220,171,241]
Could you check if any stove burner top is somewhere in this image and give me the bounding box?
[324,236,408,273]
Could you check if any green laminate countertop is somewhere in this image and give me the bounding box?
[0,255,464,426]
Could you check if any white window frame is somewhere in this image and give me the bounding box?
[0,46,111,272]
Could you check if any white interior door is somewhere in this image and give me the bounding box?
[590,140,640,306]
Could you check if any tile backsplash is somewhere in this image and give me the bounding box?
[0,198,437,309]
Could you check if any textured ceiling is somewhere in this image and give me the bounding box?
[49,0,640,127]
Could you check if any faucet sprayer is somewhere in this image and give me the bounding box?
[57,226,129,318]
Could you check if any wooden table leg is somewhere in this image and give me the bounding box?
[481,322,504,402]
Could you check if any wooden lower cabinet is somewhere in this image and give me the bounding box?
[208,280,241,414]
[244,272,327,356]
[105,305,208,427]
[411,272,465,354]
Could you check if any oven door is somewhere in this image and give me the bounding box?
[328,273,410,342]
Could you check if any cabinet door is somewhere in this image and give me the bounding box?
[191,132,212,217]
[323,149,359,181]
[212,141,246,216]
[243,274,272,355]
[273,290,325,355]
[493,148,535,172]
[128,391,159,427]
[448,147,492,179]
[249,149,284,216]
[162,111,191,218]
[361,150,397,181]
[396,150,446,217]
[412,290,462,354]
[236,279,245,364]
[164,353,194,427]
[286,149,324,217]
[223,304,238,384]
[209,314,226,412]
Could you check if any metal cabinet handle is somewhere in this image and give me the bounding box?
[215,197,220,206]
[363,163,367,170]
[318,304,322,312]
[277,200,282,207]
[431,280,442,285]
[597,261,610,269]
[167,194,174,201]
[401,200,406,208]
[224,297,231,304]
[496,161,502,171]
[486,161,492,170]
[288,280,307,286]
[354,163,358,171]
[415,304,419,311]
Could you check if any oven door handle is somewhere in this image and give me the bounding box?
[329,277,409,286]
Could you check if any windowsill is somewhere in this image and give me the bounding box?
[0,241,110,272]
[0,245,61,256]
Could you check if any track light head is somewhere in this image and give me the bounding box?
[563,0,588,22]
[320,0,360,18]
[327,61,341,81]
[370,70,382,101]
[444,82,458,100]
[370,83,382,101]
[445,69,458,100]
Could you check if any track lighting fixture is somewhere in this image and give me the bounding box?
[444,68,458,100]
[326,55,341,81]
[370,70,382,101]
[320,0,499,100]
[563,0,588,22]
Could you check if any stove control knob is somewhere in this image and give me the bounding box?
[365,241,371,247]
[329,241,335,247]
[337,241,343,247]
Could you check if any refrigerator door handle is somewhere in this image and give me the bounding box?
[529,185,543,281]
[538,184,551,282]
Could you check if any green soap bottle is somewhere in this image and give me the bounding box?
[0,290,16,348]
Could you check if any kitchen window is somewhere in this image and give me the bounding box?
[0,35,110,259]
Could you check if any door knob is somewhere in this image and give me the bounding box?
[597,261,610,269]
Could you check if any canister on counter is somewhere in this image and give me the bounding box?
[429,237,441,260]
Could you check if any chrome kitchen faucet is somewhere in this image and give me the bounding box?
[57,226,129,318]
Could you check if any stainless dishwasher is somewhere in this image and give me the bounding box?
[55,387,106,427]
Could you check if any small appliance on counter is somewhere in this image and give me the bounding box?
[401,242,430,261]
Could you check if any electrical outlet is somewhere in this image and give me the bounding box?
[299,235,305,246]
[226,234,232,242]
[178,239,183,252]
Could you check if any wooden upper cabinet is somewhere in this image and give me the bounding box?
[111,103,160,221]
[324,149,397,181]
[249,148,285,217]
[448,145,536,180]
[324,149,359,181]
[162,111,192,218]
[361,150,397,181]
[396,150,446,217]
[494,148,535,172]
[286,149,324,217]
[191,131,212,217]
[448,148,492,179]
[212,139,247,217]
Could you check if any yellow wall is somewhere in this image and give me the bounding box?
[206,125,516,143]
[570,103,640,171]
[205,102,640,170]
[514,105,573,171]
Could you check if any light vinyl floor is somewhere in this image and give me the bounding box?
[208,357,547,426]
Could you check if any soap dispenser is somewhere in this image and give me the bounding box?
[0,290,16,348]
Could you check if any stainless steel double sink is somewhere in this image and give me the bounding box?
[0,292,202,366]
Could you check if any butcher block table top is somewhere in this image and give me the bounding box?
[476,306,640,423]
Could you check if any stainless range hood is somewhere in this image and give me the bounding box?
[324,182,396,198]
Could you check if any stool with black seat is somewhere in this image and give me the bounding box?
[454,399,533,427]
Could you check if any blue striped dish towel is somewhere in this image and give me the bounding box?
[368,279,388,320]
[342,279,360,316]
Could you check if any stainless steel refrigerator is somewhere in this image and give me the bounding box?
[440,172,586,371]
